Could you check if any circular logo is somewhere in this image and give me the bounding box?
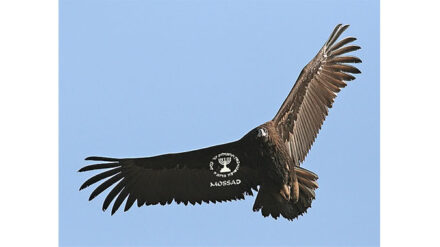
[209,153,240,178]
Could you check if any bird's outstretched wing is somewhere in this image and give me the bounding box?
[79,140,260,214]
[273,24,362,165]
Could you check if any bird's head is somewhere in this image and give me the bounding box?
[257,127,269,142]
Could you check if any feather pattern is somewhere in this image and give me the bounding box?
[78,139,261,214]
[273,24,362,165]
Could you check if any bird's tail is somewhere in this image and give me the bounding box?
[252,166,318,220]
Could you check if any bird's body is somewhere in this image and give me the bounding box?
[250,121,318,219]
[79,24,361,220]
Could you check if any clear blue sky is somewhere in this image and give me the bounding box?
[60,0,379,246]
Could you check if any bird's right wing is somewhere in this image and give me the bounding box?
[273,24,362,165]
[78,140,260,214]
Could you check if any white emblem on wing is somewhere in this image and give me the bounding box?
[209,153,240,178]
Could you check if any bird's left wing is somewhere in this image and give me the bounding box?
[78,140,260,214]
[273,24,362,165]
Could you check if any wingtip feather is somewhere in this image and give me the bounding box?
[79,183,88,191]
[85,156,119,161]
[111,208,117,215]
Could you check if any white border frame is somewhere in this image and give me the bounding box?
[0,0,58,246]
[382,0,440,246]
[1,0,440,246]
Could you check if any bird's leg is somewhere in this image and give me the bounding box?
[291,175,299,203]
[281,163,300,203]
[279,164,291,201]
[287,163,300,203]
[280,184,291,201]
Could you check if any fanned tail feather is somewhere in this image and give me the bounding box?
[252,166,318,220]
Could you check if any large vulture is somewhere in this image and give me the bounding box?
[79,24,361,220]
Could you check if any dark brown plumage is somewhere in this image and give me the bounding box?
[79,24,361,220]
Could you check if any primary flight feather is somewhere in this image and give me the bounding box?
[79,24,361,220]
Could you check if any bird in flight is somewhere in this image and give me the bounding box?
[79,24,361,220]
